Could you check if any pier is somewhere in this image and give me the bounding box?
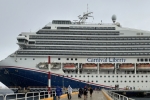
[42,90,109,100]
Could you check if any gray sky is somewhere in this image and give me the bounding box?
[0,0,150,87]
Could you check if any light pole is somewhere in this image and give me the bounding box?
[48,56,51,98]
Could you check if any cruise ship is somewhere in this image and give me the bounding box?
[0,11,150,90]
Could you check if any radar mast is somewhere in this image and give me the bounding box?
[78,4,94,24]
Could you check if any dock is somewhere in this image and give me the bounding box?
[42,90,112,100]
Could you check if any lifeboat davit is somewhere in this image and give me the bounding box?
[63,63,76,70]
[99,64,114,70]
[137,64,150,70]
[82,63,97,69]
[119,63,134,70]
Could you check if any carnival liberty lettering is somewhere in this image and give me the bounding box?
[87,58,126,62]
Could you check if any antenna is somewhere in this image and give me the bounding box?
[87,4,88,13]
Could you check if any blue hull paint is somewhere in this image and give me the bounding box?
[0,68,110,89]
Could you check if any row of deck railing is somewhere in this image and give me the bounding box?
[103,89,135,100]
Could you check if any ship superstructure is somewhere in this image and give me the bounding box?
[0,11,150,90]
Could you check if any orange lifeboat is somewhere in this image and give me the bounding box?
[99,64,114,70]
[137,63,150,70]
[82,63,97,69]
[119,63,134,70]
[63,63,76,70]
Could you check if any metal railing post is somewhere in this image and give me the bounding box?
[33,93,34,100]
[16,93,17,100]
[38,92,40,100]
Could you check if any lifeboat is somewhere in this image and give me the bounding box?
[137,63,150,70]
[82,63,97,69]
[36,62,47,69]
[99,64,114,70]
[119,63,134,70]
[63,63,76,70]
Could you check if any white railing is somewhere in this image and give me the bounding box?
[3,90,56,100]
[0,94,4,100]
[104,89,135,100]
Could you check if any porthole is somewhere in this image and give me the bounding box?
[133,81,135,82]
[67,58,69,60]
[58,58,60,60]
[20,58,22,60]
[137,59,139,62]
[33,58,35,60]
[100,76,102,77]
[141,59,143,62]
[145,59,148,62]
[104,81,106,82]
[25,58,26,60]
[71,58,73,60]
[75,58,77,60]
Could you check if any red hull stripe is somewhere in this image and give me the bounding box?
[48,56,51,64]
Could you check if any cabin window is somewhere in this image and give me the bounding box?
[133,81,135,82]
[145,59,148,62]
[71,58,73,60]
[67,58,69,60]
[137,59,139,62]
[58,58,60,60]
[75,58,77,60]
[141,59,143,62]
